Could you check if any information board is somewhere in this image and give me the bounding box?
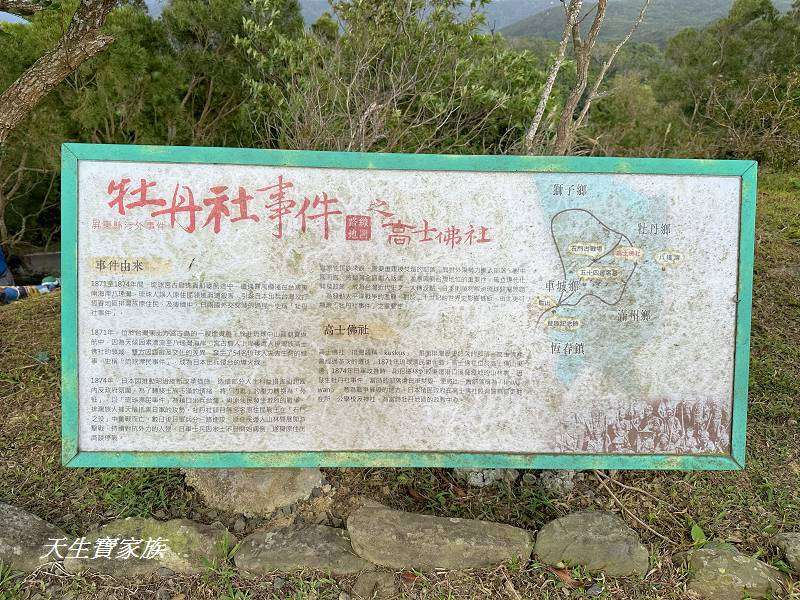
[61,144,756,469]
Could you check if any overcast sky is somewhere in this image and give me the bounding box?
[144,0,163,15]
[0,11,25,22]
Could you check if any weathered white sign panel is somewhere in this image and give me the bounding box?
[61,145,756,469]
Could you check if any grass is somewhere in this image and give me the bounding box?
[0,172,798,598]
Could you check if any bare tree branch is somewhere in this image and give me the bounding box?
[7,170,57,249]
[552,0,607,155]
[0,0,45,17]
[0,149,32,248]
[0,0,117,146]
[523,0,582,154]
[260,5,512,156]
[576,0,652,130]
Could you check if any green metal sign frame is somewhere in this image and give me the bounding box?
[61,143,757,470]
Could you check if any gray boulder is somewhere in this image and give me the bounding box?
[234,524,372,575]
[0,503,68,572]
[63,518,235,578]
[774,532,800,573]
[347,506,532,570]
[534,510,649,576]
[678,542,786,600]
[183,468,323,517]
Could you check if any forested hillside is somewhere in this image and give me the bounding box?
[502,0,794,44]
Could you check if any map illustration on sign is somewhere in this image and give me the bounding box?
[60,145,756,469]
[537,207,638,323]
[530,183,729,456]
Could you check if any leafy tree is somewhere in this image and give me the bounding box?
[162,0,256,146]
[654,0,800,167]
[67,5,188,144]
[234,0,309,147]
[311,11,338,42]
[582,71,690,157]
[239,0,546,154]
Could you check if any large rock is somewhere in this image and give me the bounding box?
[774,532,800,572]
[183,468,323,517]
[63,518,235,578]
[0,503,68,572]
[534,510,649,576]
[679,542,786,600]
[347,506,532,570]
[234,524,372,575]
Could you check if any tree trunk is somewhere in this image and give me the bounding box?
[0,0,116,147]
[0,0,45,16]
[552,0,608,155]
[523,0,582,154]
[575,0,652,131]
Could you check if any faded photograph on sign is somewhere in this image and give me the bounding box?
[75,160,741,456]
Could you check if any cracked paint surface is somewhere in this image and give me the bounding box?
[74,161,740,456]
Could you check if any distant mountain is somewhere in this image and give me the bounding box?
[479,0,562,31]
[300,0,560,31]
[502,0,795,45]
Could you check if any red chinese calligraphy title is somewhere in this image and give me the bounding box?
[104,176,493,248]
